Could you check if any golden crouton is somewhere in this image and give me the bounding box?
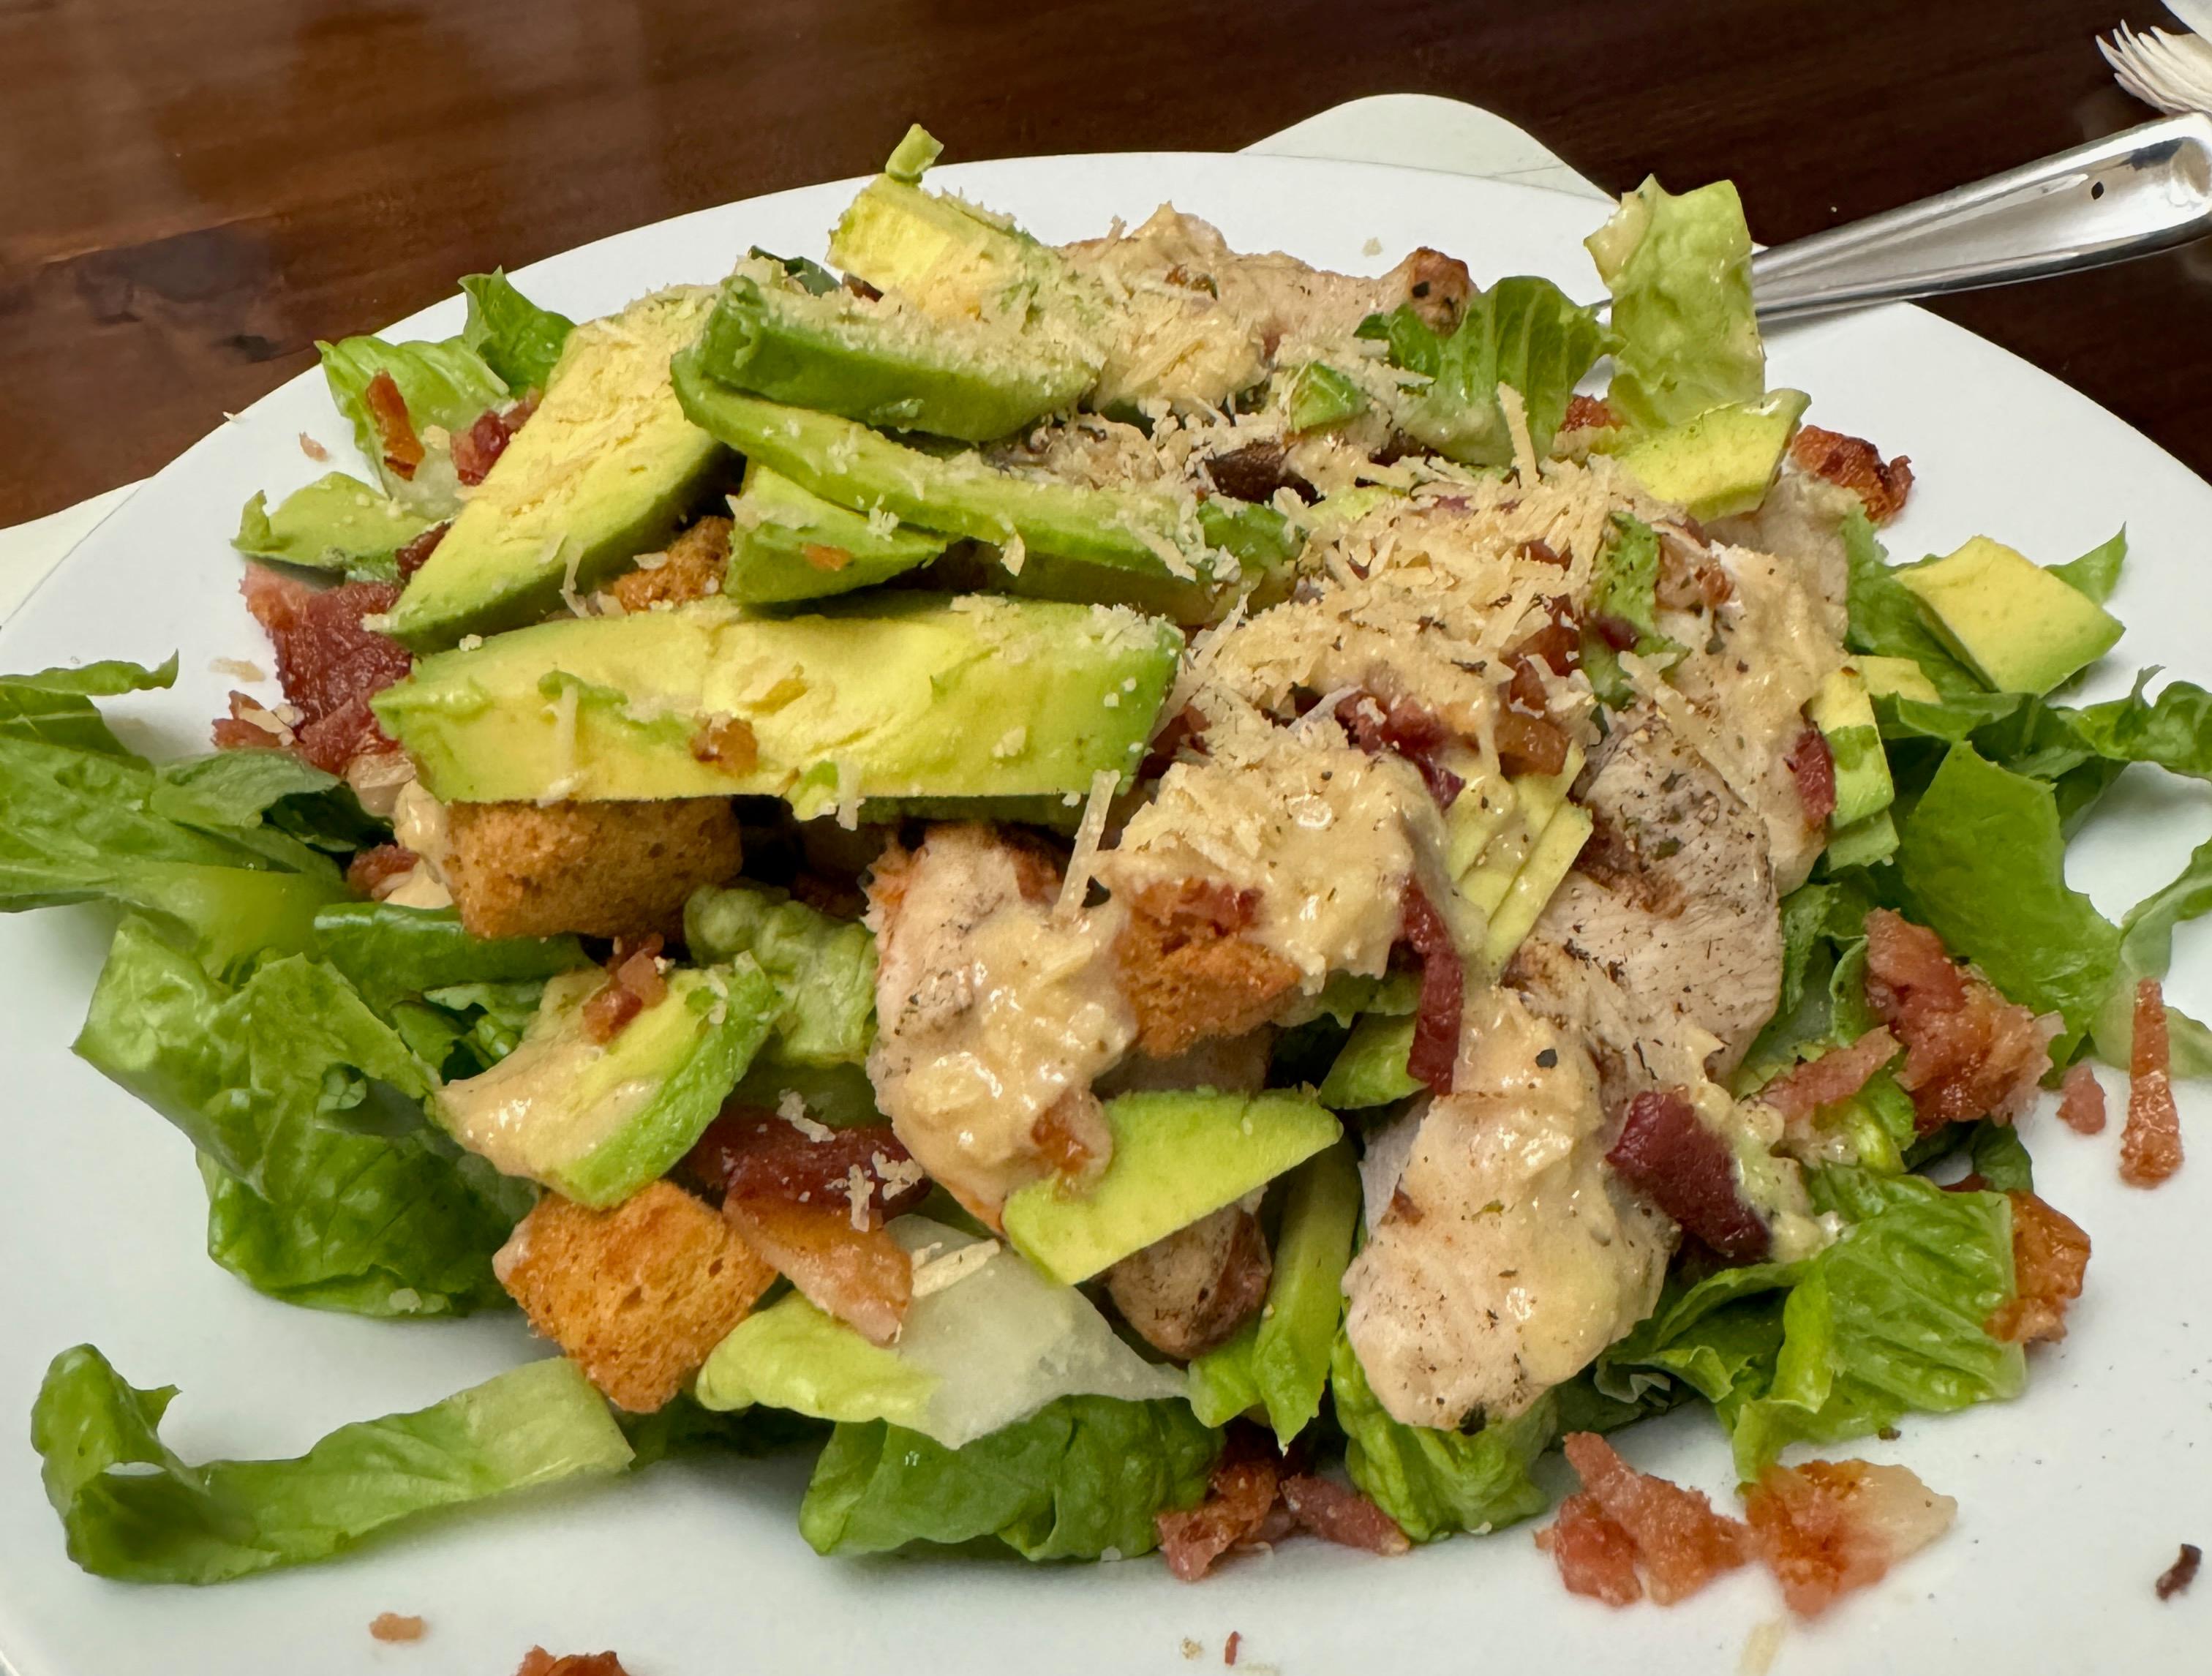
[494,1182,775,1413]
[443,796,742,940]
[1114,876,1299,1059]
[608,516,731,613]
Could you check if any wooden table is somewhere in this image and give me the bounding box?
[1,0,2203,527]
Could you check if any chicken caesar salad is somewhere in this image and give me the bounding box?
[14,127,2201,1617]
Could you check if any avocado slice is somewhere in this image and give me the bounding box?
[1609,388,1809,520]
[1482,801,1595,969]
[233,473,434,581]
[671,352,1289,593]
[1001,1091,1341,1287]
[434,958,778,1207]
[1807,665,1894,830]
[372,594,1181,819]
[698,271,1094,443]
[723,464,948,605]
[380,288,726,650]
[1824,807,1898,870]
[1317,1013,1423,1110]
[1853,653,1943,704]
[1896,535,2123,694]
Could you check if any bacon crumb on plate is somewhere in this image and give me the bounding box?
[514,1651,631,1676]
[2157,1543,2202,1601]
[1223,1630,1241,1666]
[2122,977,2184,1187]
[1157,1434,1407,1580]
[1985,1190,2090,1345]
[1536,1433,1750,1606]
[1742,1459,1955,1618]
[368,1612,425,1643]
[2057,1061,2107,1135]
[1788,425,1914,525]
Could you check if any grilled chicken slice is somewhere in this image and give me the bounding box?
[1342,988,1674,1428]
[1105,1202,1274,1361]
[1509,707,1783,1088]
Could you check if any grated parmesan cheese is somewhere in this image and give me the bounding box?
[908,1238,1000,1299]
[999,532,1027,576]
[778,1089,835,1143]
[844,1165,874,1230]
[1056,767,1121,920]
[833,759,862,830]
[1497,382,1538,485]
[208,657,266,682]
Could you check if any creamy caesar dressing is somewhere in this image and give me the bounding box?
[868,827,1136,1220]
[1342,987,1674,1427]
[380,778,454,909]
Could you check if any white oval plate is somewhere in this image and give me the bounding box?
[1,153,2206,1676]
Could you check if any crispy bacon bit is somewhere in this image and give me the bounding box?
[2123,977,2184,1187]
[686,1108,928,1220]
[1497,655,1570,776]
[1753,1028,1900,1127]
[689,715,759,773]
[346,843,420,899]
[1785,725,1837,827]
[1031,1087,1112,1186]
[1743,1459,1956,1618]
[1862,910,2056,1132]
[1400,883,1464,1095]
[1280,1474,1411,1557]
[1655,527,1734,612]
[451,405,525,486]
[2057,1061,2107,1135]
[1508,595,1583,677]
[581,934,666,1043]
[514,1652,631,1676]
[1538,1434,1750,1606]
[361,369,424,481]
[1337,691,1466,807]
[222,567,411,774]
[369,1613,425,1643]
[802,543,854,572]
[1521,538,1568,568]
[1223,1631,1241,1666]
[1562,394,1622,432]
[394,520,447,579]
[299,432,331,463]
[1158,1438,1282,1582]
[1607,1089,1771,1262]
[2157,1544,2202,1601]
[1788,426,1914,525]
[1987,1189,2090,1345]
[1140,704,1209,780]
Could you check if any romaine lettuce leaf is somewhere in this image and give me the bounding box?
[684,884,876,1065]
[2064,671,2212,782]
[152,751,388,857]
[2090,830,2212,1077]
[75,917,526,1315]
[458,270,575,393]
[312,901,587,1017]
[1596,1262,1797,1421]
[32,1347,628,1583]
[2047,528,2126,604]
[1354,277,1611,465]
[1581,511,1680,706]
[797,1395,1216,1560]
[1585,176,1764,429]
[317,333,506,508]
[1328,1332,1553,1543]
[0,655,178,754]
[232,473,434,582]
[1897,743,2119,1055]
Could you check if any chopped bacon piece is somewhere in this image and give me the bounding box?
[1139,704,1209,780]
[369,1613,426,1643]
[2058,1061,2107,1135]
[1223,1631,1241,1666]
[2157,1544,2202,1601]
[1497,655,1570,776]
[1862,910,2055,1132]
[223,566,412,774]
[1508,594,1582,677]
[514,1652,631,1676]
[1337,691,1465,806]
[1279,1474,1411,1557]
[1754,1028,1900,1127]
[2123,977,2184,1187]
[1788,426,1914,525]
[1785,724,1837,827]
[1540,1434,1750,1606]
[1987,1189,2090,1344]
[1607,1089,1771,1262]
[686,1108,929,1220]
[361,369,424,481]
[1536,1491,1645,1605]
[394,520,447,579]
[1655,527,1734,612]
[1157,1439,1282,1582]
[582,935,667,1043]
[1399,883,1464,1096]
[1031,1087,1110,1185]
[1561,394,1622,432]
[450,395,537,486]
[1743,1459,1955,1618]
[345,843,420,899]
[689,715,760,773]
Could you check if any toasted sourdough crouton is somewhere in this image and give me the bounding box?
[443,796,742,939]
[1114,877,1299,1059]
[608,516,731,614]
[494,1182,775,1412]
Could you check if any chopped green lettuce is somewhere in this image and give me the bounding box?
[151,751,388,857]
[2065,672,2212,782]
[1585,176,1764,430]
[683,884,876,1065]
[1580,511,1679,707]
[32,1348,628,1583]
[1328,1333,1553,1543]
[0,656,176,754]
[458,270,575,393]
[2090,830,2212,1076]
[312,901,587,1018]
[1355,277,1611,465]
[1314,1012,1421,1108]
[1843,510,1985,699]
[797,1395,1216,1560]
[2047,528,2126,604]
[75,917,527,1315]
[232,472,434,582]
[1597,1262,1798,1421]
[317,332,508,508]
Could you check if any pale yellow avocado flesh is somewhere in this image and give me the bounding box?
[1897,535,2123,694]
[1612,388,1810,520]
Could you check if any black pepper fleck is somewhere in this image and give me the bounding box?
[1535,1048,1558,1069]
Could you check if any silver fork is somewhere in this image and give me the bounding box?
[1748,113,2212,322]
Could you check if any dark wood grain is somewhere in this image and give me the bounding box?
[1,0,2204,525]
